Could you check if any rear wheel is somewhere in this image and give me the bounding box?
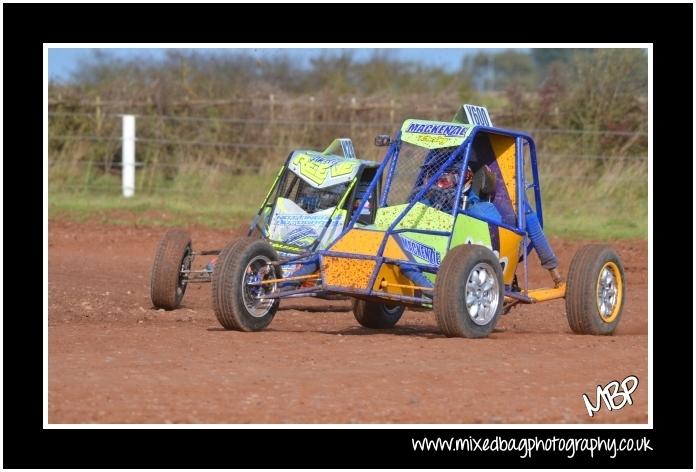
[150,229,192,310]
[352,299,405,329]
[211,237,280,331]
[434,244,504,338]
[565,245,625,335]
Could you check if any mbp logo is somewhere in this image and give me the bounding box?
[582,375,639,417]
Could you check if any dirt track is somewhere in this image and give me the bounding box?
[48,220,648,424]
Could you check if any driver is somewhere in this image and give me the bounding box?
[297,184,321,212]
[417,161,504,224]
[297,182,344,213]
[417,161,472,213]
[417,164,461,212]
[416,158,560,285]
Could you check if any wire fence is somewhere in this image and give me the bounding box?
[48,111,649,137]
[47,108,649,157]
[47,134,650,162]
[48,134,284,149]
[47,106,648,198]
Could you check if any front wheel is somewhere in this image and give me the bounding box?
[150,229,192,310]
[434,244,504,338]
[352,299,405,329]
[565,245,625,335]
[211,237,280,331]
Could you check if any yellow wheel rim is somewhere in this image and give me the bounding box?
[596,261,622,323]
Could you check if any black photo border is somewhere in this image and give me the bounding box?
[3,2,692,468]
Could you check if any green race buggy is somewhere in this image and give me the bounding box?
[150,138,381,310]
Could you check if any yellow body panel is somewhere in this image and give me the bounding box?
[323,229,407,289]
[499,228,523,284]
[489,134,517,214]
[372,263,416,297]
[329,229,405,259]
[322,257,376,289]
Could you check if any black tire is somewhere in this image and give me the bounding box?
[352,299,405,329]
[211,237,280,331]
[566,245,625,335]
[434,244,504,338]
[150,229,192,310]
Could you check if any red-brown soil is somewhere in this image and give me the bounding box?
[48,220,648,424]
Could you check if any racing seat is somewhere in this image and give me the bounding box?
[469,164,497,202]
[465,165,502,223]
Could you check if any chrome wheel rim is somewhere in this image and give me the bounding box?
[465,263,499,326]
[242,255,277,318]
[597,265,618,319]
[177,246,192,299]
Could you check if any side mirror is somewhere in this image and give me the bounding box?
[374,135,391,147]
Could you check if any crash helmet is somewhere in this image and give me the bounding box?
[318,183,344,209]
[435,165,474,191]
[298,184,321,212]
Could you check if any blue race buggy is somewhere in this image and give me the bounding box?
[210,105,626,338]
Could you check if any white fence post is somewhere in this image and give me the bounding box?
[122,114,136,198]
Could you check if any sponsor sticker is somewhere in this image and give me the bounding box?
[400,236,442,266]
[275,214,330,226]
[405,122,469,137]
[462,104,493,126]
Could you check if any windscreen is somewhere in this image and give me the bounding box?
[279,173,348,214]
[382,142,462,209]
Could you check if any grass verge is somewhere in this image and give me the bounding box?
[49,188,647,241]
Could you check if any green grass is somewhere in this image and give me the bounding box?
[543,210,647,240]
[49,157,647,239]
[49,193,255,228]
[49,187,647,240]
[538,162,648,240]
[49,172,277,229]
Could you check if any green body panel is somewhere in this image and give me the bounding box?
[366,208,495,282]
[395,231,450,283]
[369,203,456,283]
[373,203,454,232]
[449,214,493,249]
[287,150,371,188]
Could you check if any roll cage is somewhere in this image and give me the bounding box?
[259,125,548,309]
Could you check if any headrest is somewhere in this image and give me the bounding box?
[471,165,497,197]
